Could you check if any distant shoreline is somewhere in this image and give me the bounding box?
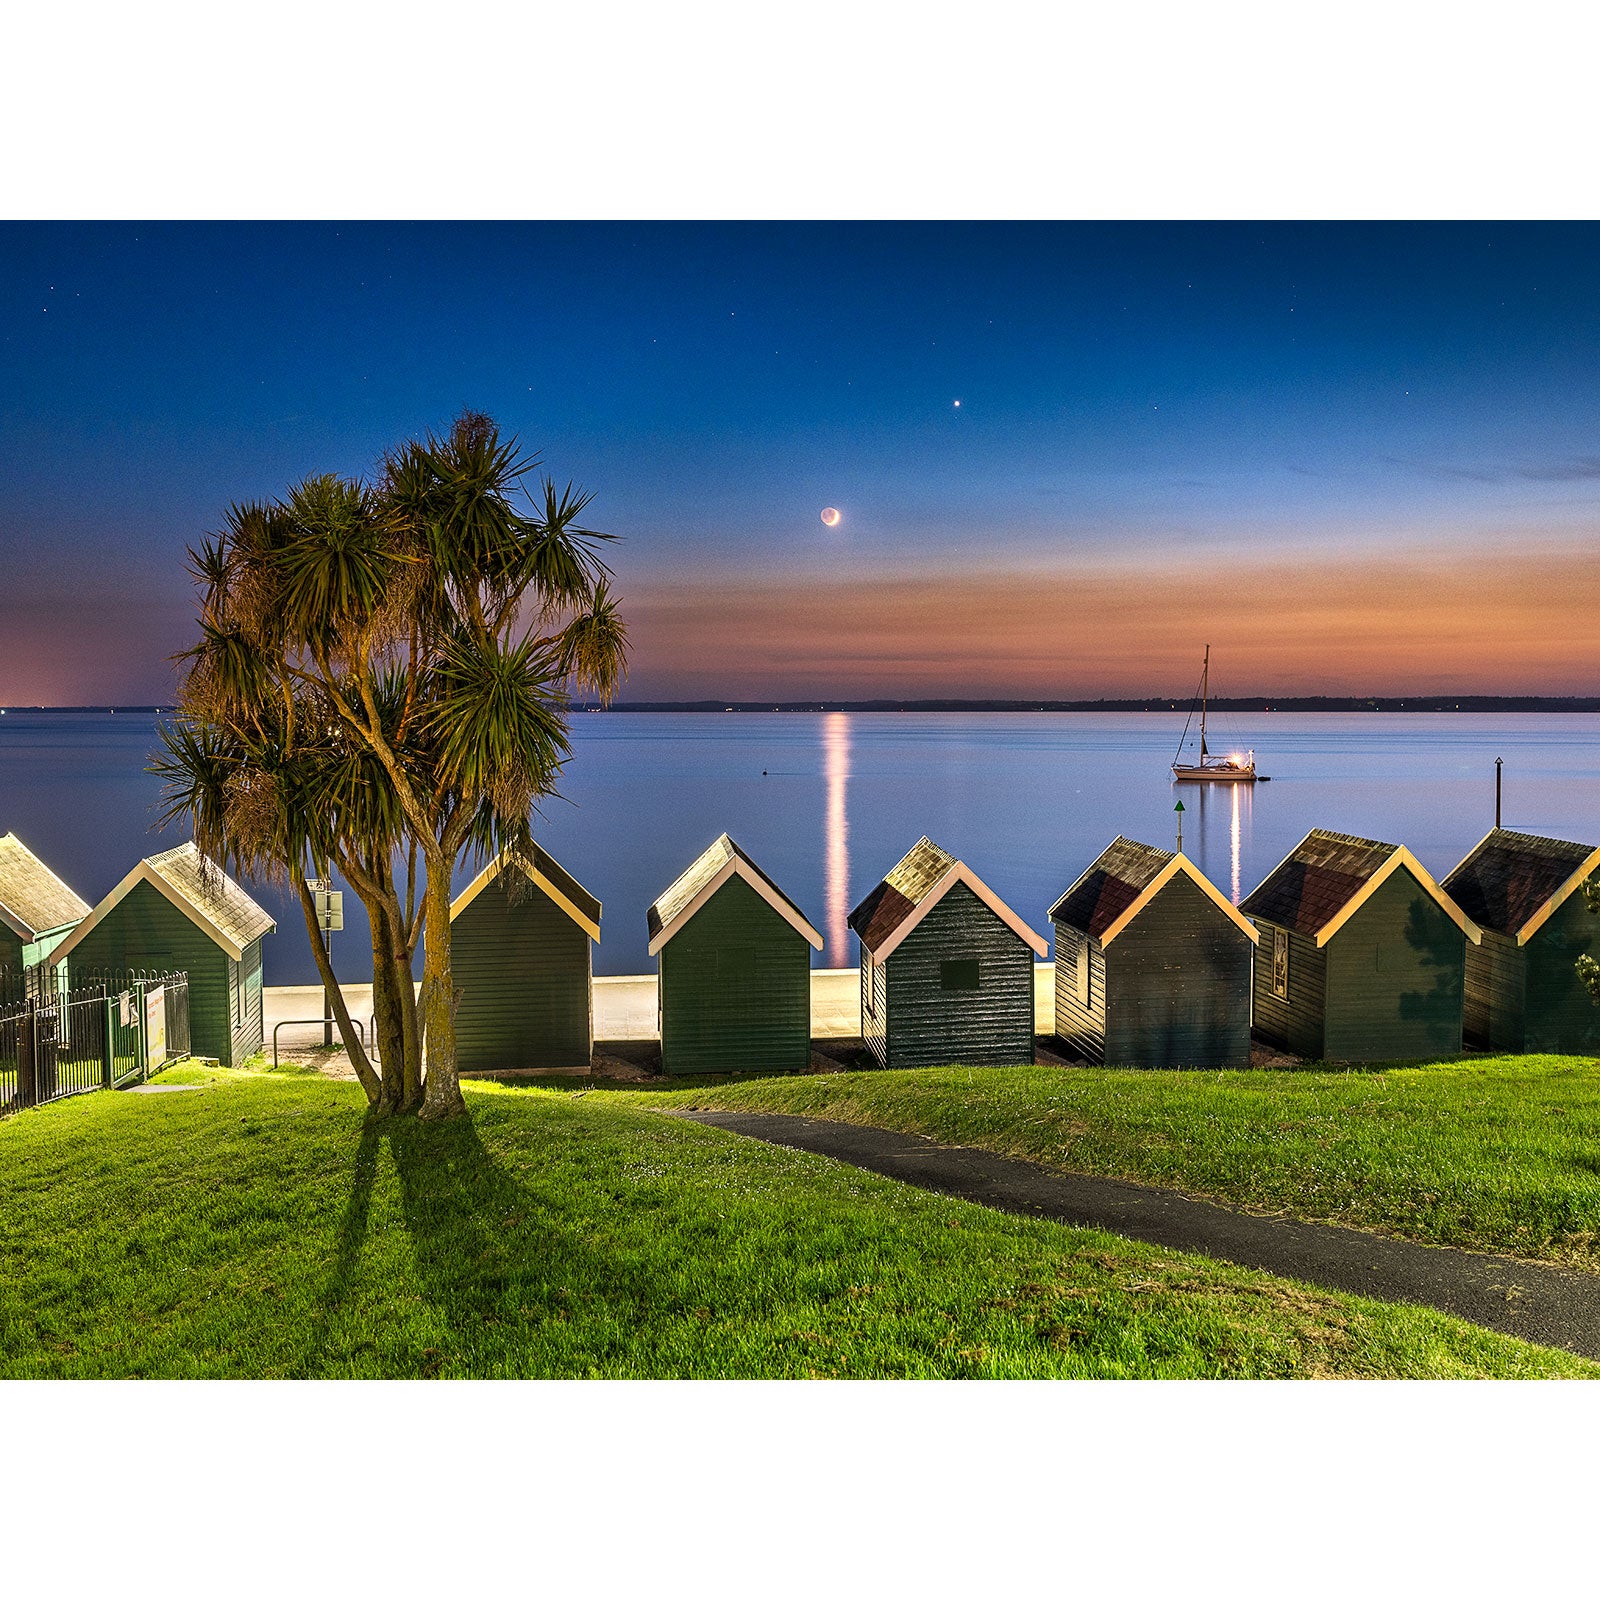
[578,697,1600,713]
[10,698,1600,716]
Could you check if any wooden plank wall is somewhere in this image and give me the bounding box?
[659,875,812,1075]
[228,937,265,1064]
[883,882,1035,1070]
[68,880,237,1063]
[1249,921,1326,1059]
[1102,874,1253,1067]
[452,875,593,1071]
[1464,927,1525,1051]
[1322,869,1464,1061]
[861,942,889,1067]
[1051,922,1106,1063]
[1525,893,1600,1053]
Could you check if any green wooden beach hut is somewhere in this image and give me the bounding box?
[647,833,822,1076]
[1239,828,1480,1062]
[449,845,602,1073]
[1441,828,1600,1054]
[0,832,92,977]
[1049,836,1259,1068]
[48,841,275,1066]
[849,836,1046,1071]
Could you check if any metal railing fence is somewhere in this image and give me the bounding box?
[0,970,192,1116]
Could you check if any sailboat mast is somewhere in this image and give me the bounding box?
[1200,643,1209,759]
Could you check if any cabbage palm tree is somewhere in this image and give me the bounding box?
[158,412,626,1120]
[151,676,389,1101]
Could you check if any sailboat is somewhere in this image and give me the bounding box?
[1172,645,1257,783]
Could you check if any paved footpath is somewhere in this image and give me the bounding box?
[678,1111,1600,1359]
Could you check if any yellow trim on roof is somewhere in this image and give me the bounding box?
[449,850,601,943]
[871,861,1047,961]
[1514,845,1600,946]
[1312,846,1481,948]
[47,854,275,967]
[647,855,823,957]
[1098,853,1261,948]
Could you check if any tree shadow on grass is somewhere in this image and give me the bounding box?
[308,1104,691,1377]
[297,1116,382,1374]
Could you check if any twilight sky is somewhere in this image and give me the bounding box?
[4,220,1600,703]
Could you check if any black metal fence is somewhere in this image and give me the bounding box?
[0,970,191,1116]
[0,960,67,1010]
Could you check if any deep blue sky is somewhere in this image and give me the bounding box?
[5,221,1600,701]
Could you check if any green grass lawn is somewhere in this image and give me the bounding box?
[622,1054,1600,1269]
[0,1064,1589,1378]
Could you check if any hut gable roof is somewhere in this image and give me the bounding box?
[849,837,956,952]
[647,833,822,956]
[50,840,277,966]
[0,833,92,941]
[1049,836,1173,939]
[1441,828,1600,945]
[451,843,602,942]
[1240,827,1479,948]
[1050,837,1260,947]
[849,836,1047,960]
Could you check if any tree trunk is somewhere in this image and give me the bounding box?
[337,854,420,1114]
[378,888,423,1112]
[418,854,466,1120]
[294,876,380,1105]
[369,910,404,1113]
[396,926,423,1112]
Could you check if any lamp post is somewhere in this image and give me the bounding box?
[1174,799,1185,854]
[1495,757,1503,829]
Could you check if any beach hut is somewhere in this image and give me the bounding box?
[1239,828,1479,1062]
[647,833,822,1075]
[0,833,91,977]
[849,837,1046,1071]
[1049,836,1258,1067]
[47,841,275,1066]
[450,845,601,1073]
[1441,828,1600,1054]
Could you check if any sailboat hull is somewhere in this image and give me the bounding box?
[1172,764,1257,783]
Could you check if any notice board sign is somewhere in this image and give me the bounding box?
[315,887,344,932]
[145,985,166,1071]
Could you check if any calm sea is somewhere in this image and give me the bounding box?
[3,709,1598,985]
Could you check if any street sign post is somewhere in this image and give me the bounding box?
[310,881,343,1045]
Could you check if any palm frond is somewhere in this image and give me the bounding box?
[422,630,570,822]
[550,579,630,703]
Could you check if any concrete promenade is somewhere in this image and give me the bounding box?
[264,963,1059,1047]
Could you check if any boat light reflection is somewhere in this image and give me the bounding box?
[1230,780,1242,904]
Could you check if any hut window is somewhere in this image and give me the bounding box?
[941,959,980,991]
[1272,928,1289,999]
[1076,936,1090,1007]
[866,951,876,1017]
[230,958,242,1024]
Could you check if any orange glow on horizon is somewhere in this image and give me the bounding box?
[624,547,1600,700]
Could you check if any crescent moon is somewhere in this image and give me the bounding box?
[820,507,841,527]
